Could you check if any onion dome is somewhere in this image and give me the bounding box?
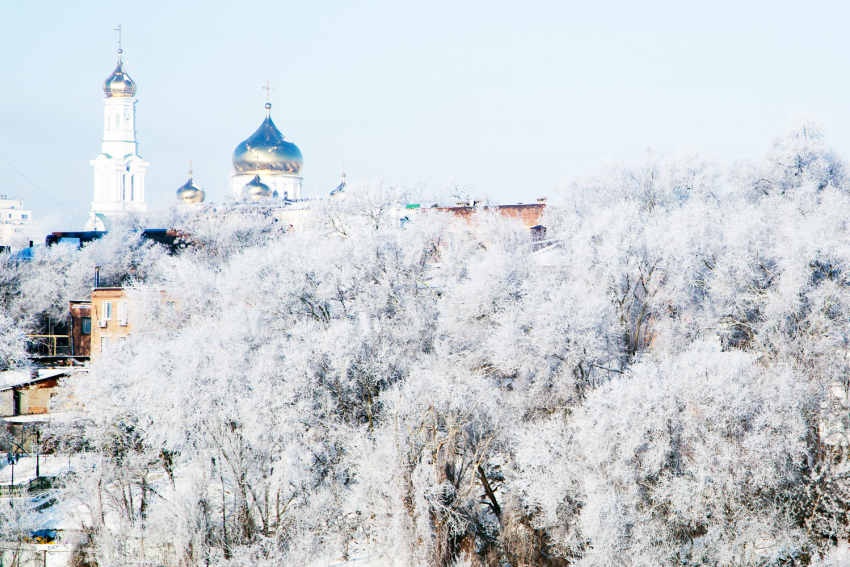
[330,172,346,197]
[243,175,272,201]
[103,51,136,98]
[232,104,302,174]
[176,168,205,204]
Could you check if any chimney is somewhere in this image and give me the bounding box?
[94,266,100,289]
[537,197,548,204]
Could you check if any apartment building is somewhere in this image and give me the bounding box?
[90,287,132,357]
[0,195,41,247]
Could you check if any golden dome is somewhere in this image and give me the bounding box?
[103,51,136,98]
[232,104,302,174]
[176,170,205,204]
[243,175,272,201]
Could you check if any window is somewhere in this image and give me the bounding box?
[131,176,135,201]
[102,301,112,320]
[81,317,91,335]
[21,214,27,220]
[117,301,127,322]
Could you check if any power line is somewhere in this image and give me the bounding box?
[0,154,72,214]
[0,92,89,99]
[0,88,179,99]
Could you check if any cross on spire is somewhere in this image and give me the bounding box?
[341,162,346,177]
[263,80,275,104]
[189,159,194,178]
[115,25,123,57]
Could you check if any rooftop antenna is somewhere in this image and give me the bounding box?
[646,146,654,178]
[115,24,123,61]
[645,146,655,206]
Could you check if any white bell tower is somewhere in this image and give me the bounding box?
[86,28,148,231]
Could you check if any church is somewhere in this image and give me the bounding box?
[86,41,313,230]
[85,45,149,231]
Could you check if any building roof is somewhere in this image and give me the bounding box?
[0,368,71,392]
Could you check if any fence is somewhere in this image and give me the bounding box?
[0,476,54,498]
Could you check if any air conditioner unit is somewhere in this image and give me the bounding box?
[98,320,107,328]
[118,318,127,327]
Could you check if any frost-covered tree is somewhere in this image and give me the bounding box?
[0,308,28,371]
[0,227,165,327]
[39,121,850,567]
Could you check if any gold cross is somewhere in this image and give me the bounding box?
[115,25,122,52]
[263,80,275,104]
[189,158,194,176]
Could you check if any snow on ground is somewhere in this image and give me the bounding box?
[310,542,394,567]
[0,455,74,486]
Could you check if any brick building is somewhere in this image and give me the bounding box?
[68,301,92,356]
[434,199,548,229]
[90,287,133,357]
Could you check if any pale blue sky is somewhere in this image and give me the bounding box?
[2,0,849,231]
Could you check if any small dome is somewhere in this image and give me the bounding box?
[331,173,346,198]
[176,171,205,204]
[243,175,272,201]
[103,52,136,98]
[232,104,302,174]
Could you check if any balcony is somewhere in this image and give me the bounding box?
[26,335,70,358]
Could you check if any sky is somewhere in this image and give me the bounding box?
[2,0,850,233]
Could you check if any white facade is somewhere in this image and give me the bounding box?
[85,94,149,230]
[230,172,302,202]
[0,195,41,247]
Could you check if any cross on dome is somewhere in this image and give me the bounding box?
[115,24,123,59]
[103,26,135,97]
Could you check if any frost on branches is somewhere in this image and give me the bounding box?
[14,118,850,566]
